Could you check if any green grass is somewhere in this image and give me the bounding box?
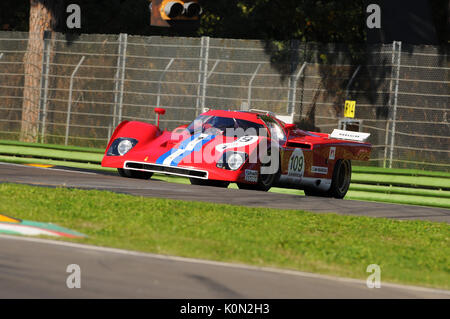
[0,183,448,290]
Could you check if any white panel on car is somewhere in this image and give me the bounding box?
[329,129,370,142]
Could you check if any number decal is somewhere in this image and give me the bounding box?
[288,149,304,178]
[215,135,259,152]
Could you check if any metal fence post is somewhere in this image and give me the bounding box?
[195,37,204,116]
[388,41,402,168]
[248,63,262,108]
[112,68,120,129]
[65,56,85,146]
[345,65,361,99]
[112,34,123,129]
[383,43,396,168]
[389,41,402,168]
[156,58,175,123]
[288,62,307,115]
[200,36,210,112]
[39,31,52,143]
[117,33,127,124]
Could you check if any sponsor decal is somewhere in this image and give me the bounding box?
[245,169,258,182]
[287,149,304,178]
[330,129,370,142]
[329,147,336,160]
[0,213,85,238]
[215,135,259,152]
[156,133,215,166]
[311,166,328,174]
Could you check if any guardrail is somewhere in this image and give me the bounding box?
[1,140,448,209]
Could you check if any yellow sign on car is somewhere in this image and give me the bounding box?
[344,100,356,118]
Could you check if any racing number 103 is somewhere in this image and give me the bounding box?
[290,154,304,173]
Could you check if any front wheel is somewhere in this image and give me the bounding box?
[189,178,230,188]
[237,169,279,192]
[237,156,281,192]
[117,168,153,180]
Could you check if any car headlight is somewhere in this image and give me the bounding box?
[217,152,247,170]
[107,138,138,156]
[118,139,133,155]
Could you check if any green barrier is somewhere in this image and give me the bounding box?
[352,173,450,190]
[353,165,450,179]
[0,145,102,164]
[350,183,450,199]
[346,190,450,209]
[0,155,114,172]
[0,140,104,154]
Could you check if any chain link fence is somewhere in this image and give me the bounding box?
[0,31,448,171]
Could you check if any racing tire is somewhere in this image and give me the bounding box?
[117,168,153,180]
[328,159,352,199]
[237,152,281,192]
[189,178,230,188]
[304,159,351,199]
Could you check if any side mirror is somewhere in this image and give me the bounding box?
[154,108,166,128]
[285,123,296,131]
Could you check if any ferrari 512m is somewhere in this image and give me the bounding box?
[102,108,371,198]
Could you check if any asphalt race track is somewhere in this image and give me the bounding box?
[0,163,449,298]
[0,235,449,298]
[0,163,449,223]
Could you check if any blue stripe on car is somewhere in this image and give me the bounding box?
[169,134,215,166]
[156,134,215,166]
[155,134,198,165]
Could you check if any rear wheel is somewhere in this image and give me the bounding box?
[189,178,230,188]
[329,159,352,198]
[117,168,153,180]
[304,159,351,199]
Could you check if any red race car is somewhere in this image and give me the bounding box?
[102,108,371,198]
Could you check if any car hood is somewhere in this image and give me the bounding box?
[123,131,264,167]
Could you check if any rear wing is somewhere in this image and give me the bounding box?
[330,129,370,142]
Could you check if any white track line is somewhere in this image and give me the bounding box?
[0,234,448,296]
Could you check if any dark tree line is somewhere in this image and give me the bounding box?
[1,0,448,43]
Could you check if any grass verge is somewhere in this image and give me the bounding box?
[0,183,448,289]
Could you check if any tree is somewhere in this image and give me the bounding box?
[21,0,63,142]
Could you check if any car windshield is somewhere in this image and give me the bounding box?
[186,115,266,137]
